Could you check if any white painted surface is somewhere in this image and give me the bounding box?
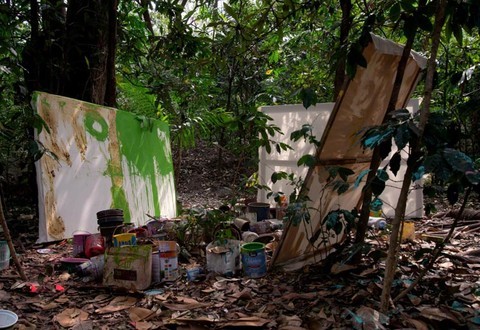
[258,100,423,219]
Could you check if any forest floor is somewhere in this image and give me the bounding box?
[1,142,480,329]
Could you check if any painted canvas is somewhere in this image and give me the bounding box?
[33,92,176,242]
[271,34,427,271]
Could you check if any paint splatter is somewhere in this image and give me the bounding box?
[115,112,174,217]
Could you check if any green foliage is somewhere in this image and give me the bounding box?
[0,0,478,226]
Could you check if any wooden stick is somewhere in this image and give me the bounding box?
[0,196,27,281]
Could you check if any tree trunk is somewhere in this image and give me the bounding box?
[24,0,117,105]
[380,0,448,312]
[105,0,118,107]
[333,0,352,101]
[65,0,116,105]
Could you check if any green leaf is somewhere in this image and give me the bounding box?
[416,13,433,32]
[355,169,370,188]
[29,140,43,161]
[33,113,50,134]
[412,165,425,182]
[389,152,401,177]
[297,154,317,167]
[400,0,416,11]
[338,167,355,182]
[394,124,411,150]
[453,24,464,46]
[377,169,389,182]
[300,87,317,109]
[271,171,288,184]
[443,148,474,173]
[362,127,394,150]
[389,3,401,22]
[371,176,386,196]
[333,181,350,194]
[403,16,417,40]
[223,3,237,20]
[447,183,460,205]
[379,138,392,160]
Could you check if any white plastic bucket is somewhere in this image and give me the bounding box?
[0,241,10,270]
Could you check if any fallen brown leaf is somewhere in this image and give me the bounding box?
[330,262,357,274]
[96,296,137,314]
[0,289,11,301]
[231,288,253,300]
[133,321,154,330]
[221,316,271,328]
[129,307,155,322]
[354,306,389,330]
[279,292,317,301]
[417,306,460,324]
[175,296,202,304]
[162,302,210,311]
[404,315,429,330]
[55,308,89,328]
[33,301,59,310]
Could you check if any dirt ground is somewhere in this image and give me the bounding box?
[1,143,480,329]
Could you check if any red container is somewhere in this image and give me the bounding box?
[84,233,105,258]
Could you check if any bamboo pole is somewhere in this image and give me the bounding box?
[0,196,27,281]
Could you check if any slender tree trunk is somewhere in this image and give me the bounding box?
[380,0,448,312]
[105,0,118,107]
[334,0,352,101]
[354,20,417,251]
[138,0,154,35]
[0,197,27,281]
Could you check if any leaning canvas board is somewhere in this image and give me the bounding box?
[33,92,177,242]
[269,33,427,271]
[258,99,423,219]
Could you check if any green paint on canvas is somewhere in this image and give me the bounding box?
[115,111,173,216]
[84,112,109,141]
[110,185,131,221]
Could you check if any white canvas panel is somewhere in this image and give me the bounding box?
[34,92,177,242]
[258,100,423,219]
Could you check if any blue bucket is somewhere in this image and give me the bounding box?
[247,202,270,221]
[241,242,266,278]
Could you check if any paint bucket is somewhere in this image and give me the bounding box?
[158,241,179,282]
[247,202,270,221]
[84,233,105,258]
[0,241,10,270]
[206,240,242,276]
[99,225,124,248]
[241,242,266,278]
[113,233,137,247]
[72,231,91,257]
